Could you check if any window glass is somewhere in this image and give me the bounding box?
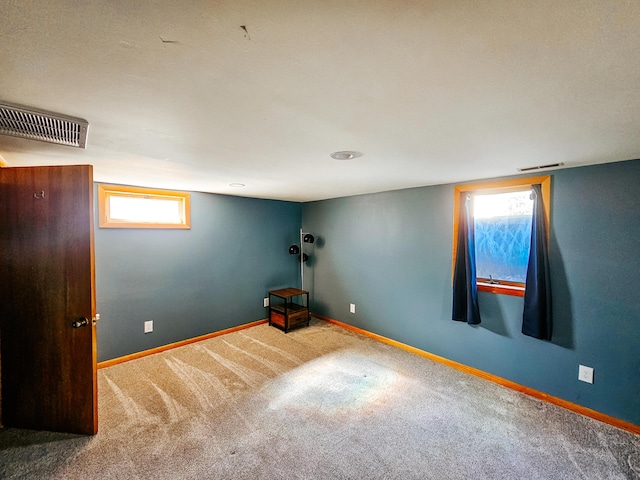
[98,185,190,229]
[474,190,533,283]
[109,195,183,224]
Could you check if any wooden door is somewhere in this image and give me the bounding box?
[0,165,97,435]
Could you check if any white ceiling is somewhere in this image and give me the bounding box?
[2,1,640,202]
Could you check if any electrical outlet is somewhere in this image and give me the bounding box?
[349,303,356,314]
[578,365,594,384]
[263,297,269,307]
[144,320,153,333]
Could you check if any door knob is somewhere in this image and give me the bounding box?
[72,318,89,328]
[72,314,100,328]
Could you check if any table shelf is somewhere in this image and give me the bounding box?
[268,288,310,333]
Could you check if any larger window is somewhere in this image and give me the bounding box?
[452,176,550,296]
[98,184,191,229]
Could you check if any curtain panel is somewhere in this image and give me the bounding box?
[452,193,481,325]
[522,184,552,340]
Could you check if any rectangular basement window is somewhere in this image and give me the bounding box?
[98,184,191,229]
[452,175,550,297]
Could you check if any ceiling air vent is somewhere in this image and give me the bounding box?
[0,101,88,148]
[517,162,564,172]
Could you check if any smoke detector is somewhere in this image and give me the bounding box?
[0,101,89,148]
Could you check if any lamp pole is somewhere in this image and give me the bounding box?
[300,228,304,290]
[290,229,313,291]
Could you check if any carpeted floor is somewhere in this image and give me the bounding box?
[1,318,639,479]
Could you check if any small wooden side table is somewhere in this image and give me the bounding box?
[268,288,310,333]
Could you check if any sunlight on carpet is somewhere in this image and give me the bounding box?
[264,351,399,414]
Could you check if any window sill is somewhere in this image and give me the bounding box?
[477,282,525,297]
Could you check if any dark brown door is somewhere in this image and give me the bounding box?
[0,165,97,435]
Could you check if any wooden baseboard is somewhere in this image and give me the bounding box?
[97,319,269,369]
[314,314,640,436]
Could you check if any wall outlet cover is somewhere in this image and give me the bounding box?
[264,297,269,307]
[578,365,594,384]
[349,303,356,314]
[144,320,153,333]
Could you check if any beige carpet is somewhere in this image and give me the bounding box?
[1,318,639,479]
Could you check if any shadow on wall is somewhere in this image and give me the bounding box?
[301,234,321,270]
[310,300,329,317]
[548,231,573,349]
[475,229,574,348]
[304,235,324,303]
[477,293,511,337]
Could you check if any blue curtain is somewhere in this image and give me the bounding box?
[452,193,481,325]
[522,184,552,340]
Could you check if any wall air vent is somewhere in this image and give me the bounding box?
[0,101,88,148]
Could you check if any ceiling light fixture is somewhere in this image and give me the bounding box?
[229,183,245,187]
[330,151,363,160]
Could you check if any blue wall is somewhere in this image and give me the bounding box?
[302,159,640,426]
[95,188,301,362]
